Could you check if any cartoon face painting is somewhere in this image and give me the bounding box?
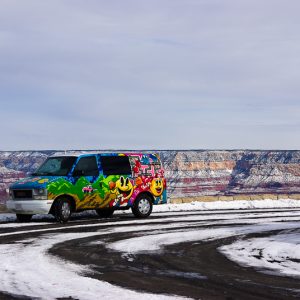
[150,178,164,197]
[115,176,134,200]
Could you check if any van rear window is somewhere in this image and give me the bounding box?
[100,156,132,176]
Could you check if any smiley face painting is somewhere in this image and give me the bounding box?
[150,178,164,197]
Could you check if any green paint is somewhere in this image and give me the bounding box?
[47,175,126,207]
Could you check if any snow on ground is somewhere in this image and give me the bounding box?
[107,222,300,254]
[1,210,300,233]
[0,232,188,300]
[0,213,17,222]
[219,231,300,278]
[153,199,300,212]
[1,199,300,223]
[1,220,299,299]
[1,205,300,299]
[0,221,51,228]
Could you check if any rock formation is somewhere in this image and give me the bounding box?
[0,150,299,203]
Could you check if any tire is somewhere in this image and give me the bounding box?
[95,208,114,218]
[132,194,153,218]
[54,198,72,223]
[16,214,33,222]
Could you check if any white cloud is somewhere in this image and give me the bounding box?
[0,0,299,150]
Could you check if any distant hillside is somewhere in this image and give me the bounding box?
[0,150,300,203]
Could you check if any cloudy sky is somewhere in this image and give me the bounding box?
[0,0,299,150]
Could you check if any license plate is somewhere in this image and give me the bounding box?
[16,204,22,210]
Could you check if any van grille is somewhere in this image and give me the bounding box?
[13,190,32,199]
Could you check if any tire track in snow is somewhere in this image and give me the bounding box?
[0,209,300,299]
[1,209,300,237]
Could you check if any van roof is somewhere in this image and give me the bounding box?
[51,152,159,158]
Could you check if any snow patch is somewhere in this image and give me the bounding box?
[219,231,300,278]
[107,222,300,254]
[0,232,188,300]
[154,199,300,212]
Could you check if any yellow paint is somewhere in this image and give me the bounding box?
[150,178,164,197]
[38,179,49,184]
[115,176,133,200]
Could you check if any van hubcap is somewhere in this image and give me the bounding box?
[61,202,71,219]
[138,199,150,214]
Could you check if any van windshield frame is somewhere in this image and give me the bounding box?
[32,156,77,176]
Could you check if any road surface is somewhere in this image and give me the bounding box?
[0,208,300,299]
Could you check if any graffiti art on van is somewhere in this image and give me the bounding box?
[8,152,167,223]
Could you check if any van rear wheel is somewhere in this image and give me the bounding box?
[54,198,72,223]
[16,214,33,222]
[132,194,153,218]
[96,208,114,218]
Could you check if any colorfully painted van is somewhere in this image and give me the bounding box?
[6,153,167,222]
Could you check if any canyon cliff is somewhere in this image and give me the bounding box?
[0,150,299,203]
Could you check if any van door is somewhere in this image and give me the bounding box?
[72,155,99,208]
[99,155,133,208]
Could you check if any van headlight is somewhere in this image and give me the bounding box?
[33,189,48,200]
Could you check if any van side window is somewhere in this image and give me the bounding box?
[100,156,131,176]
[73,156,99,177]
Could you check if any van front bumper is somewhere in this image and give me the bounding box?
[6,200,54,214]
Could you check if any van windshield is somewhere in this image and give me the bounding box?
[32,156,77,176]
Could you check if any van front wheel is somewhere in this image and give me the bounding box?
[54,198,72,223]
[132,194,153,218]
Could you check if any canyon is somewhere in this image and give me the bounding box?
[0,150,299,203]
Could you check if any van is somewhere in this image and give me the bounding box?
[6,152,167,222]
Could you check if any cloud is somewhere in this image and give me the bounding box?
[0,0,299,150]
